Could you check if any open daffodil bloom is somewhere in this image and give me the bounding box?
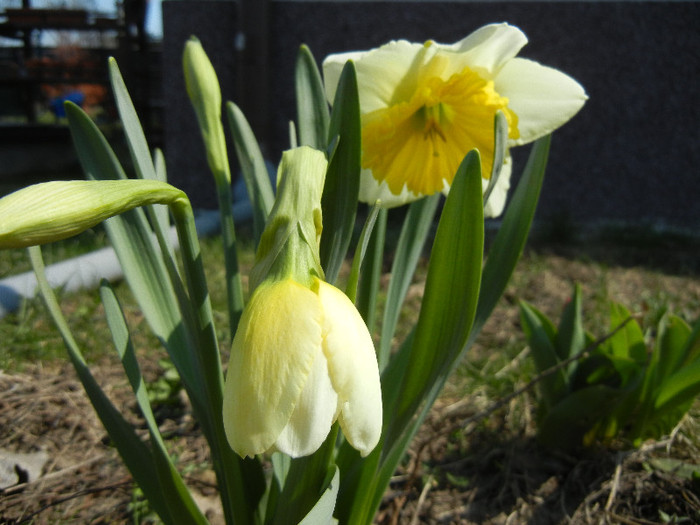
[222,147,382,458]
[323,23,587,216]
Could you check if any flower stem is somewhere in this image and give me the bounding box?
[170,197,262,524]
[215,177,245,335]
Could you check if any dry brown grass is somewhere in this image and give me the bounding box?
[1,239,699,524]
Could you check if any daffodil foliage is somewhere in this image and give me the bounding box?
[0,25,586,525]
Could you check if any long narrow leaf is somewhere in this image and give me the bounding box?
[65,102,200,395]
[298,466,340,525]
[226,101,275,242]
[653,359,700,417]
[109,61,174,255]
[100,281,208,525]
[109,58,158,181]
[295,45,330,149]
[345,204,380,303]
[473,136,551,335]
[268,427,338,525]
[356,207,387,331]
[555,284,586,364]
[337,151,485,523]
[170,200,265,523]
[654,315,691,383]
[28,247,175,524]
[66,102,263,522]
[377,194,440,371]
[320,60,361,283]
[390,150,484,433]
[605,302,645,363]
[520,301,569,407]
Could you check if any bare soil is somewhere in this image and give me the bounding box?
[1,243,699,524]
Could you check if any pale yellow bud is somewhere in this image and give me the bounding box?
[0,179,187,249]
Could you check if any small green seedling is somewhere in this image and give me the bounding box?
[520,284,700,450]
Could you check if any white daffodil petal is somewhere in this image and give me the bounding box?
[322,49,368,104]
[439,23,528,77]
[496,57,588,146]
[274,348,338,457]
[324,39,426,113]
[358,169,421,208]
[222,279,322,457]
[323,24,586,215]
[316,281,382,457]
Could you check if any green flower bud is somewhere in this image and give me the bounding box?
[183,36,230,184]
[0,180,187,249]
[249,146,327,290]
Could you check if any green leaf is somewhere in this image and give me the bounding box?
[66,102,263,523]
[28,247,175,524]
[678,319,700,368]
[473,136,550,335]
[538,385,621,450]
[647,458,700,481]
[377,194,440,371]
[653,358,700,417]
[555,284,586,363]
[632,316,697,442]
[298,466,340,525]
[520,299,558,344]
[320,60,361,283]
[483,111,508,206]
[520,300,568,407]
[268,427,338,525]
[355,207,387,331]
[151,148,174,254]
[390,150,484,444]
[295,45,330,150]
[109,58,172,250]
[65,102,198,390]
[655,315,692,382]
[604,302,645,363]
[109,58,158,181]
[100,281,208,525]
[337,152,485,523]
[226,101,275,242]
[345,204,380,303]
[65,102,202,394]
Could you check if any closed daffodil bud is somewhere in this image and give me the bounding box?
[183,36,230,183]
[222,147,382,458]
[0,179,187,249]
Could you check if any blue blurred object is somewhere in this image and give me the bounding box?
[50,91,85,118]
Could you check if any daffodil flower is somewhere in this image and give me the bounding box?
[323,23,588,216]
[222,147,382,458]
[222,276,382,458]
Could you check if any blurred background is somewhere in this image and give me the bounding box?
[1,0,698,236]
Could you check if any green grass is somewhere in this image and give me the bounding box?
[0,231,254,370]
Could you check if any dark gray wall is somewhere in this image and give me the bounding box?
[162,1,238,208]
[163,1,700,232]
